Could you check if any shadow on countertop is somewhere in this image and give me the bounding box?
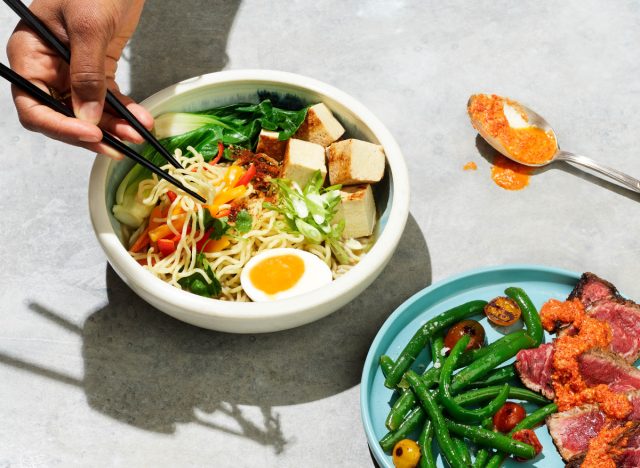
[0,214,431,454]
[474,135,640,202]
[125,0,241,100]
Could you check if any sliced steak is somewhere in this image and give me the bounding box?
[548,404,609,461]
[568,272,621,307]
[515,343,555,399]
[580,349,640,393]
[516,347,640,400]
[548,392,640,462]
[585,299,640,364]
[619,426,640,468]
[565,422,640,467]
[557,298,640,364]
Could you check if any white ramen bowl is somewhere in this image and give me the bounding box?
[88,70,409,333]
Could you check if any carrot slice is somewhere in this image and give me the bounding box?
[129,225,151,253]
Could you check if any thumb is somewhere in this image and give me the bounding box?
[66,13,115,124]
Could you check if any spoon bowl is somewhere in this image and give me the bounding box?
[469,94,640,192]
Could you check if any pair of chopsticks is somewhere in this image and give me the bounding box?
[1,0,206,203]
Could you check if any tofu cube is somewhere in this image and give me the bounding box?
[281,139,327,187]
[334,184,377,238]
[255,130,287,161]
[327,139,385,185]
[294,103,345,147]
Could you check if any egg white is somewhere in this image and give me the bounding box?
[240,248,333,302]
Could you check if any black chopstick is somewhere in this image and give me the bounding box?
[0,63,206,203]
[3,0,183,170]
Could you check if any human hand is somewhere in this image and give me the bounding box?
[6,0,151,159]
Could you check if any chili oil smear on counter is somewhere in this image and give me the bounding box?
[468,94,557,191]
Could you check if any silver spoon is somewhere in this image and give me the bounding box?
[468,95,640,193]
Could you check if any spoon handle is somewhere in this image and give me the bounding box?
[555,151,640,193]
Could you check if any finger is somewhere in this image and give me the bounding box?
[99,113,145,144]
[65,10,115,124]
[80,141,125,161]
[13,88,122,160]
[108,85,154,130]
[12,85,102,144]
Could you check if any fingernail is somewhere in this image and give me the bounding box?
[99,146,123,161]
[79,133,102,143]
[77,101,102,124]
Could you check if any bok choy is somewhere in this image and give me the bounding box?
[113,100,308,228]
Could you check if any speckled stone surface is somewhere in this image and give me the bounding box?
[1,1,640,467]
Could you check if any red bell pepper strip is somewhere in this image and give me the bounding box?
[210,141,224,166]
[235,163,256,187]
[166,190,177,202]
[158,238,177,256]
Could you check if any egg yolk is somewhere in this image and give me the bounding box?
[249,254,305,295]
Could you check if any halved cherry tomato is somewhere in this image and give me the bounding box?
[484,296,522,326]
[444,319,486,352]
[513,429,542,461]
[493,402,526,433]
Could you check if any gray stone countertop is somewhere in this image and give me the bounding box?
[1,1,640,466]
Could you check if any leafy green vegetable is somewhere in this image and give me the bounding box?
[234,210,252,234]
[265,171,350,264]
[202,210,230,239]
[112,99,308,228]
[178,253,222,298]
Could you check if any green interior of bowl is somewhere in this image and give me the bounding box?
[105,86,393,245]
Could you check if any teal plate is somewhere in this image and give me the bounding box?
[361,264,582,467]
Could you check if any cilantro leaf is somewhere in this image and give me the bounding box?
[177,253,222,297]
[209,217,230,240]
[234,210,253,234]
[202,211,230,240]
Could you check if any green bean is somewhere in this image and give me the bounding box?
[390,335,536,429]
[387,367,441,429]
[445,419,536,460]
[457,329,529,368]
[384,300,488,388]
[379,405,426,452]
[380,355,394,377]
[484,403,558,468]
[505,287,543,347]
[453,437,471,466]
[453,386,551,407]
[431,333,445,368]
[472,449,490,468]
[451,332,535,393]
[422,366,441,387]
[475,416,493,468]
[464,365,516,389]
[512,403,557,433]
[405,370,465,467]
[418,419,436,468]
[386,389,416,431]
[439,335,509,422]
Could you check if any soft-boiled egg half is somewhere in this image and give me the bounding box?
[240,248,333,302]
